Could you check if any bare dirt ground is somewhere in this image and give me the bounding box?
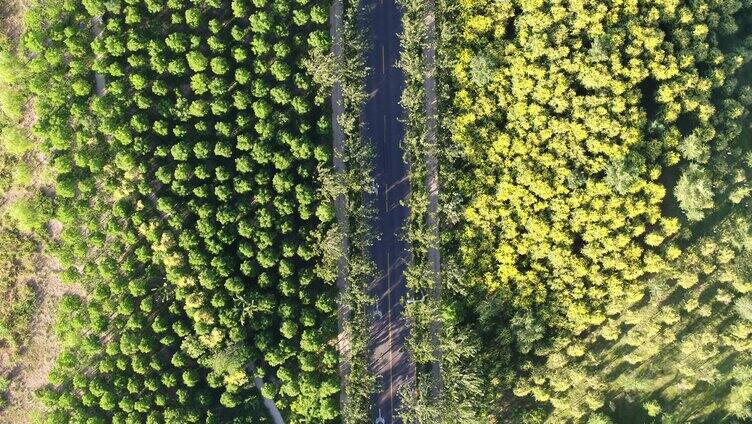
[0,1,25,44]
[0,255,85,424]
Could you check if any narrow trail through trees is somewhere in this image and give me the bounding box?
[254,376,285,424]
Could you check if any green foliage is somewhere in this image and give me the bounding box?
[728,364,752,419]
[467,53,494,87]
[260,382,277,399]
[675,164,714,222]
[6,195,50,234]
[442,0,752,421]
[0,88,24,122]
[0,227,37,356]
[186,51,208,72]
[643,400,662,417]
[1,127,32,156]
[0,377,8,410]
[735,297,752,322]
[21,0,341,421]
[586,413,613,424]
[12,163,33,186]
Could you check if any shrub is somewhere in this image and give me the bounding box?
[1,127,32,156]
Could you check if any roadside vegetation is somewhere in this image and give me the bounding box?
[440,0,752,421]
[395,0,486,421]
[329,0,380,421]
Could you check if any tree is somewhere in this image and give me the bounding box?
[1,127,32,156]
[735,297,752,322]
[7,195,50,233]
[210,57,229,75]
[186,51,208,72]
[99,392,118,411]
[182,369,200,387]
[468,54,495,86]
[21,1,344,421]
[675,164,714,222]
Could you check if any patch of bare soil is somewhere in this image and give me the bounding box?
[0,0,30,51]
[46,220,61,241]
[0,253,85,424]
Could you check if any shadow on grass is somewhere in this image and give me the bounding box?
[605,396,656,424]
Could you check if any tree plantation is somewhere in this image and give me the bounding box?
[435,0,752,421]
[2,0,341,421]
[0,0,751,422]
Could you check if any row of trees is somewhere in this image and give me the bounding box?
[395,0,488,421]
[512,212,752,422]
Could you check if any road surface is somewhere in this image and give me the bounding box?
[364,0,413,423]
[253,376,285,424]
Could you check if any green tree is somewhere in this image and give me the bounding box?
[1,127,32,156]
[186,51,208,72]
[675,164,714,222]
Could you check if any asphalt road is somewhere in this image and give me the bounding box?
[364,0,413,423]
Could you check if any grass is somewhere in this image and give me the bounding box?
[0,227,37,357]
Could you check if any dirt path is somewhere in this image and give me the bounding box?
[0,5,86,421]
[1,255,86,424]
[329,0,352,411]
[91,16,105,96]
